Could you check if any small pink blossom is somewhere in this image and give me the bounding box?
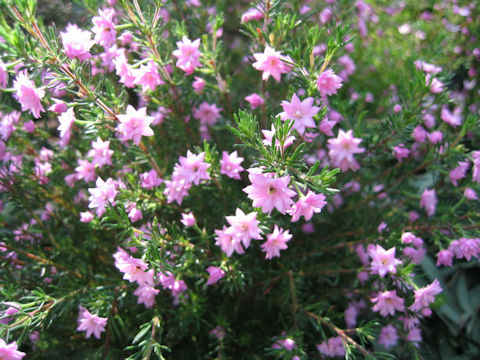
[261,225,292,259]
[77,307,107,339]
[193,102,222,126]
[87,137,113,168]
[368,245,401,277]
[316,336,345,357]
[449,161,469,186]
[409,279,442,312]
[220,151,244,180]
[61,24,94,61]
[464,188,478,200]
[427,130,443,144]
[75,159,96,182]
[241,8,264,23]
[192,76,205,93]
[412,125,427,143]
[0,61,7,88]
[436,249,454,266]
[225,208,263,249]
[327,129,365,172]
[134,61,164,92]
[420,188,437,217]
[393,144,410,162]
[116,105,154,145]
[134,284,160,308]
[174,151,211,185]
[371,290,405,317]
[378,325,398,348]
[140,169,163,189]
[243,170,296,214]
[92,8,117,48]
[181,212,196,227]
[172,36,202,75]
[279,93,320,135]
[0,339,25,360]
[13,70,45,119]
[88,177,118,217]
[215,226,244,257]
[316,69,343,97]
[288,190,327,222]
[441,107,462,127]
[262,125,295,149]
[252,46,293,82]
[206,266,225,285]
[80,211,94,223]
[244,93,265,109]
[57,107,75,140]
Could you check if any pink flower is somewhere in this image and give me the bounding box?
[412,126,427,143]
[220,151,244,180]
[0,61,7,88]
[407,327,422,345]
[420,189,437,217]
[75,159,96,182]
[134,284,160,308]
[241,8,264,23]
[172,36,202,75]
[288,190,327,222]
[262,125,295,149]
[192,76,205,93]
[13,70,45,119]
[87,137,113,168]
[181,212,196,227]
[327,129,365,172]
[174,151,211,185]
[88,177,118,217]
[77,307,108,339]
[215,226,244,257]
[319,118,337,137]
[449,161,469,186]
[449,238,480,261]
[206,266,225,285]
[316,337,345,357]
[225,208,263,249]
[116,105,154,145]
[126,202,142,223]
[48,99,68,114]
[371,290,405,317]
[378,325,398,348]
[409,279,442,312]
[441,107,462,127]
[60,24,94,61]
[92,8,117,48]
[80,211,94,223]
[193,102,222,126]
[261,225,292,259]
[243,170,296,214]
[316,69,343,97]
[57,108,75,141]
[272,333,296,351]
[140,169,162,189]
[436,249,454,266]
[428,130,443,144]
[163,178,191,205]
[244,93,265,109]
[252,46,293,82]
[393,144,410,162]
[464,188,478,200]
[368,245,401,277]
[134,61,164,92]
[474,157,480,183]
[279,93,320,135]
[0,339,25,360]
[393,104,402,113]
[113,52,136,87]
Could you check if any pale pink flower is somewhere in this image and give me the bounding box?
[116,105,154,145]
[0,61,7,88]
[23,120,35,133]
[243,170,296,214]
[134,61,164,92]
[126,202,142,222]
[88,177,117,217]
[262,125,295,149]
[288,191,327,222]
[436,249,454,266]
[57,107,75,140]
[272,333,296,351]
[368,245,401,277]
[378,325,398,348]
[134,284,160,308]
[181,212,196,227]
[192,76,205,93]
[327,129,365,172]
[192,102,222,126]
[316,337,345,357]
[13,70,45,119]
[371,290,405,317]
[163,178,191,205]
[252,46,293,82]
[245,93,265,109]
[172,36,202,75]
[449,238,480,261]
[319,118,336,137]
[427,130,443,144]
[449,161,469,186]
[464,188,478,200]
[75,159,96,182]
[261,225,292,259]
[215,226,245,257]
[474,156,480,183]
[77,307,107,339]
[279,93,320,135]
[80,211,94,223]
[220,151,244,180]
[60,24,94,61]
[48,99,67,114]
[420,189,437,217]
[412,125,427,143]
[87,137,113,168]
[407,327,422,345]
[92,8,117,48]
[0,339,25,360]
[426,74,444,93]
[140,169,162,189]
[225,208,262,249]
[241,8,264,23]
[316,69,343,97]
[441,107,462,127]
[409,279,442,312]
[173,151,211,185]
[206,266,225,285]
[113,52,136,87]
[393,144,410,162]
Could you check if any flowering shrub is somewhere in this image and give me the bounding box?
[0,0,479,359]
